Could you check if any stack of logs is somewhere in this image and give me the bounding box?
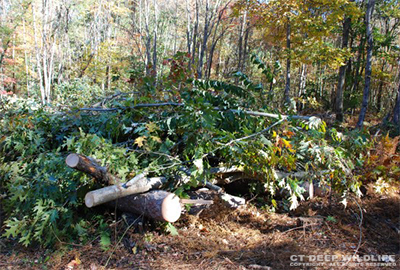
[66,153,331,223]
[65,153,245,223]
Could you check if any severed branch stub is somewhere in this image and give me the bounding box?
[66,153,116,184]
[205,181,245,208]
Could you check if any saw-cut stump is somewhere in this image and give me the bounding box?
[66,153,115,184]
[110,190,181,222]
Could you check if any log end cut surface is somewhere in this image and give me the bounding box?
[66,154,80,168]
[85,192,95,208]
[161,193,181,222]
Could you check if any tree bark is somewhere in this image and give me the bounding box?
[284,18,291,105]
[391,70,400,125]
[377,61,386,112]
[84,175,167,208]
[191,0,199,68]
[335,16,351,122]
[351,36,366,95]
[109,190,181,222]
[197,0,210,79]
[357,0,375,128]
[66,153,116,184]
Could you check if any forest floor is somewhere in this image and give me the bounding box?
[0,182,399,270]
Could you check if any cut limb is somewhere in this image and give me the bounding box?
[66,153,116,184]
[180,199,214,205]
[178,166,246,209]
[85,176,167,208]
[205,181,245,208]
[109,190,181,222]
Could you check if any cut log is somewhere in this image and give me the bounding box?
[66,153,116,184]
[85,176,167,208]
[110,190,181,222]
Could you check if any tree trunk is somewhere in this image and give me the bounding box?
[32,3,45,104]
[377,61,386,112]
[237,10,247,72]
[392,70,400,125]
[109,190,181,222]
[152,0,158,80]
[191,0,199,68]
[297,64,307,112]
[335,16,351,122]
[284,18,291,105]
[185,0,192,58]
[356,0,375,128]
[197,0,210,79]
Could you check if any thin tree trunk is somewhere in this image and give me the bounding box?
[144,0,151,76]
[335,15,351,122]
[206,3,231,79]
[191,0,199,67]
[152,0,158,79]
[22,19,30,96]
[392,74,400,125]
[197,0,210,79]
[352,36,366,94]
[237,10,246,72]
[185,0,192,56]
[377,61,386,112]
[242,23,251,72]
[357,0,375,128]
[32,3,45,104]
[284,18,291,105]
[298,64,307,111]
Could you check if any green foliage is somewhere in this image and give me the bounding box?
[54,78,104,107]
[0,60,373,246]
[164,222,179,236]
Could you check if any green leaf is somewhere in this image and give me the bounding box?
[165,222,179,236]
[100,232,111,251]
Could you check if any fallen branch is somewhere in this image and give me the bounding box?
[205,181,246,208]
[85,175,167,208]
[79,102,183,112]
[177,166,246,208]
[66,153,116,184]
[77,102,319,121]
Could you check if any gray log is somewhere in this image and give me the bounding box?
[110,190,181,222]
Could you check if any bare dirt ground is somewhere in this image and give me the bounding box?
[0,182,399,270]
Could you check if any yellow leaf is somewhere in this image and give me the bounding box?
[135,136,146,147]
[151,136,162,143]
[146,122,158,133]
[282,138,292,149]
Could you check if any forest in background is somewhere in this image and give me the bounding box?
[1,0,399,124]
[0,1,400,268]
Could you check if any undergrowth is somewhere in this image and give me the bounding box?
[0,54,398,247]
